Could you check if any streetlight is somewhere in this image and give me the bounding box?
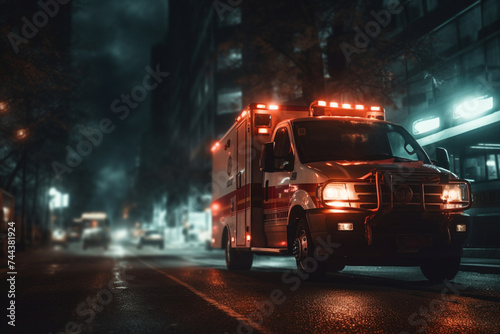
[0,101,7,112]
[16,128,28,140]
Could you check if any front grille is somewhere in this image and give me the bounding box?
[351,172,446,211]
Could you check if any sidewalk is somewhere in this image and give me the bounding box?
[461,248,500,274]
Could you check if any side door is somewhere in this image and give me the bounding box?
[263,126,294,247]
[236,119,248,246]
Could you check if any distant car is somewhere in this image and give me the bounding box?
[67,227,82,242]
[51,228,68,248]
[82,227,110,250]
[138,230,164,249]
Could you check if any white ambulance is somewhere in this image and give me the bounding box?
[211,101,471,281]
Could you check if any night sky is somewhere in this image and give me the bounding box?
[71,0,168,212]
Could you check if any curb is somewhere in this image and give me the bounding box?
[459,264,500,275]
[463,248,500,259]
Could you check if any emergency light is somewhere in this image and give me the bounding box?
[310,100,385,120]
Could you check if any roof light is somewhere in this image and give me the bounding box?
[241,110,247,118]
[256,104,267,109]
[258,128,269,134]
[330,102,339,108]
[342,104,352,109]
[413,117,440,135]
[370,106,381,111]
[269,104,279,110]
[211,142,220,152]
[318,100,327,106]
[355,105,364,110]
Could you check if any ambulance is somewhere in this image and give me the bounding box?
[211,101,471,281]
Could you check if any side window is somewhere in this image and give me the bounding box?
[274,127,292,170]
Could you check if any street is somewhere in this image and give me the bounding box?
[2,243,500,334]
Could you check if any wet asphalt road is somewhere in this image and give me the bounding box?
[2,243,500,334]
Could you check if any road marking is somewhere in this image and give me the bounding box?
[140,259,275,334]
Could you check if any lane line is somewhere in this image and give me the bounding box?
[139,258,275,334]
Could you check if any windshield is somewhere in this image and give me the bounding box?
[292,119,430,164]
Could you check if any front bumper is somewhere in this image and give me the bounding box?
[306,208,470,265]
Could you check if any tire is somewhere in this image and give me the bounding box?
[420,256,461,282]
[292,219,327,278]
[225,230,253,270]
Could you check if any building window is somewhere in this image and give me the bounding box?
[433,22,458,57]
[217,48,242,71]
[483,0,500,28]
[465,155,486,182]
[219,7,241,27]
[458,5,481,48]
[461,47,485,81]
[407,0,424,22]
[487,154,498,180]
[426,0,438,12]
[486,37,500,82]
[217,88,242,115]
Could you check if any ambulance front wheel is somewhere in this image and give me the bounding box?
[225,231,253,270]
[293,219,327,278]
[420,255,461,282]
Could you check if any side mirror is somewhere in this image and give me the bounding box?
[261,143,275,172]
[435,147,450,170]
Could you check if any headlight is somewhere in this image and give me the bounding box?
[441,183,470,209]
[322,183,355,207]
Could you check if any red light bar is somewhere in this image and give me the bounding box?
[330,102,339,108]
[342,104,352,109]
[318,101,327,106]
[355,105,364,110]
[370,106,381,111]
[269,104,279,110]
[241,110,247,118]
[256,104,266,109]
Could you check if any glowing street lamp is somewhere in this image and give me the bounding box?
[16,129,28,140]
[0,102,7,112]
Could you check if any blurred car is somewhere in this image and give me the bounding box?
[67,218,83,242]
[138,230,164,249]
[82,227,110,250]
[51,228,68,247]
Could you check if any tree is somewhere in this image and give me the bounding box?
[223,0,428,107]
